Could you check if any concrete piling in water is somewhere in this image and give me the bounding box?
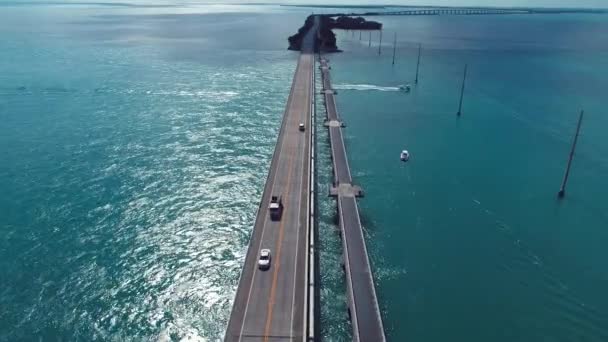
[359,30,362,40]
[558,110,585,198]
[378,30,383,55]
[368,31,371,47]
[457,64,468,116]
[392,33,397,65]
[415,43,421,84]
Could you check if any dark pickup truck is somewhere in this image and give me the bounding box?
[269,196,284,221]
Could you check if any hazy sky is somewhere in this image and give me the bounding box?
[243,0,608,8]
[58,0,608,9]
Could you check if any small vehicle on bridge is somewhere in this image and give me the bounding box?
[258,249,271,270]
[269,196,284,221]
[299,123,305,131]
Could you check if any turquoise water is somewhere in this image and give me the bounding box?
[0,3,307,340]
[330,13,608,341]
[2,2,608,341]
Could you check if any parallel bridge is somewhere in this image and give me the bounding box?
[320,58,386,342]
[325,7,607,18]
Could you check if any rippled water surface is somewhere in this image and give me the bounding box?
[0,2,308,340]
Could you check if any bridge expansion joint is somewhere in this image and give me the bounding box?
[324,120,344,128]
[330,183,364,198]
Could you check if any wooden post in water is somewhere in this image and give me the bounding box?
[558,110,584,198]
[359,30,362,40]
[415,43,421,84]
[378,30,383,55]
[369,31,372,47]
[392,32,397,65]
[457,64,468,117]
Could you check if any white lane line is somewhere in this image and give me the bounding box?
[290,55,312,338]
[238,59,301,341]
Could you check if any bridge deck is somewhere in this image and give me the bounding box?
[339,196,385,342]
[320,57,386,342]
[325,7,534,17]
[329,127,351,185]
[225,18,318,342]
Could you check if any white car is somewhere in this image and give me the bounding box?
[258,249,271,270]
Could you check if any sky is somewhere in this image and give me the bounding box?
[51,0,608,9]
[268,0,608,8]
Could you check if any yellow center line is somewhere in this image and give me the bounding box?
[263,122,297,342]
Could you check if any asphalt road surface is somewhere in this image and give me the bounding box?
[225,18,318,342]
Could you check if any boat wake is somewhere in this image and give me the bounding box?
[333,83,402,92]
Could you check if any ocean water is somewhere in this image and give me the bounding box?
[0,2,309,340]
[2,2,608,341]
[329,13,608,341]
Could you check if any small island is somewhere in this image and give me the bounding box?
[288,15,382,53]
[332,16,383,30]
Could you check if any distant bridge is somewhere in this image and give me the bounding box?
[326,7,607,18]
[363,8,527,16]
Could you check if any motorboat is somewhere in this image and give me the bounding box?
[399,84,411,93]
[400,150,410,161]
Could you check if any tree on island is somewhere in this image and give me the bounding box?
[288,15,382,52]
